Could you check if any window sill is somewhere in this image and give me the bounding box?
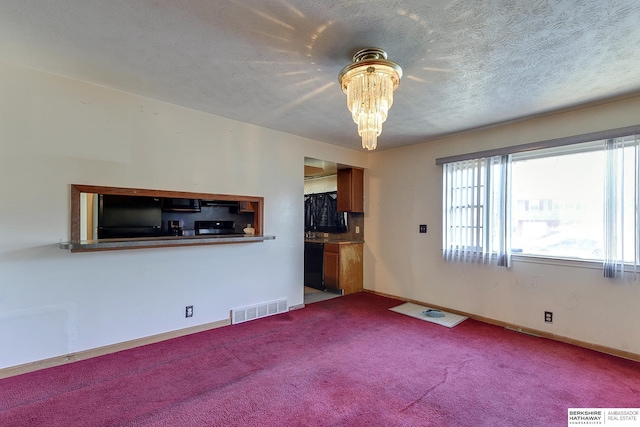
[511,254,602,270]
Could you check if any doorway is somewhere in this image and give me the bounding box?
[303,157,355,305]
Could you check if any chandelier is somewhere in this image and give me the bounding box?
[338,48,402,150]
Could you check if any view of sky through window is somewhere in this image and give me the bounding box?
[511,150,605,260]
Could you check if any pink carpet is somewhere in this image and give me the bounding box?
[1,292,638,426]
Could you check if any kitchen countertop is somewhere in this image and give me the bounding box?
[304,238,364,245]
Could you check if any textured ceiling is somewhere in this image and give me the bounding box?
[1,0,640,151]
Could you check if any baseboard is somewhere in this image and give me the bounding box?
[4,292,636,380]
[0,319,231,380]
[365,289,640,363]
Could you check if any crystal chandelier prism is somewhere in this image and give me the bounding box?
[338,48,402,150]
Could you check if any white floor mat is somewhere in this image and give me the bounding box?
[389,302,468,328]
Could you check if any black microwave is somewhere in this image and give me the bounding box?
[162,198,201,212]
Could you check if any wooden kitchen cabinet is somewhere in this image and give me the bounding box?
[238,201,255,212]
[337,168,364,212]
[323,244,340,290]
[324,243,363,295]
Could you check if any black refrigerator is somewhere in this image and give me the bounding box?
[304,242,325,291]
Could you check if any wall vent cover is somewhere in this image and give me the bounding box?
[231,298,288,325]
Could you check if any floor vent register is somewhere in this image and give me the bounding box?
[231,298,288,324]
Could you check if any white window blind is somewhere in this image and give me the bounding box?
[304,175,337,195]
[603,136,640,278]
[442,131,640,279]
[442,155,511,267]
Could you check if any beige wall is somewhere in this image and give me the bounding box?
[1,56,637,368]
[365,95,640,356]
[0,61,367,369]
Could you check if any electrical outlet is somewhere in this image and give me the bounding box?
[186,305,193,318]
[544,311,553,323]
[419,224,427,233]
[355,226,360,234]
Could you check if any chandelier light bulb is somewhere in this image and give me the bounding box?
[338,48,402,150]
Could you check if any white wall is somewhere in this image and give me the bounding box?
[3,58,637,369]
[366,96,640,356]
[0,61,367,369]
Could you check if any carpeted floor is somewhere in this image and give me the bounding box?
[1,292,638,426]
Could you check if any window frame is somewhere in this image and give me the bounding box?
[509,140,605,263]
[438,125,640,275]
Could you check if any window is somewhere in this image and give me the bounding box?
[511,143,605,261]
[442,156,510,266]
[441,131,640,278]
[304,192,348,233]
